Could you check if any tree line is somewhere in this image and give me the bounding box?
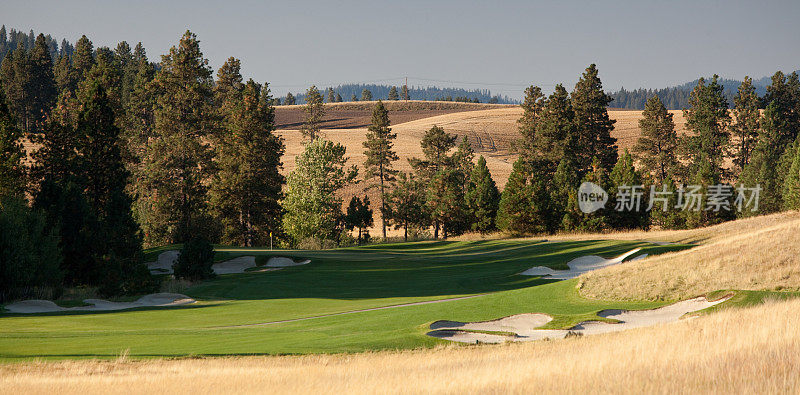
[285,83,511,105]
[0,31,284,300]
[1,28,799,302]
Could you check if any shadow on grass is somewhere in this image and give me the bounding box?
[0,302,223,318]
[187,240,690,302]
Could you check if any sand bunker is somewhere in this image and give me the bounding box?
[4,293,195,314]
[146,250,180,274]
[264,257,311,267]
[428,295,730,344]
[519,248,644,280]
[147,252,309,275]
[211,256,256,274]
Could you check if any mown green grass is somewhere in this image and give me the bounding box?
[0,239,724,361]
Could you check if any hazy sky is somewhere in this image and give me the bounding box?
[3,0,799,99]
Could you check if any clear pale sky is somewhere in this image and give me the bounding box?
[3,0,799,99]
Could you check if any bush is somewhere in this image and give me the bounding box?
[173,238,215,281]
[0,197,63,302]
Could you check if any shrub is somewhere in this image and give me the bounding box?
[173,238,215,281]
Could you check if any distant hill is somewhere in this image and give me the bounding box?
[609,70,799,110]
[287,83,516,105]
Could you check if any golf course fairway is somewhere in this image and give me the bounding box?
[0,239,708,360]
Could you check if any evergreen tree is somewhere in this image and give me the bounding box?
[516,85,545,156]
[53,52,76,94]
[344,195,373,244]
[551,155,581,227]
[362,100,398,239]
[361,88,372,101]
[282,138,357,244]
[135,31,218,246]
[571,64,617,173]
[326,87,335,103]
[427,166,468,238]
[740,103,790,213]
[335,92,343,102]
[496,158,554,234]
[783,140,800,210]
[731,77,760,176]
[76,81,153,295]
[680,75,731,182]
[632,96,678,183]
[648,175,685,230]
[400,84,410,100]
[533,84,575,168]
[608,150,647,230]
[301,85,324,140]
[566,157,613,232]
[465,156,500,232]
[762,71,800,149]
[27,34,57,130]
[210,79,285,246]
[387,172,428,242]
[388,86,399,100]
[284,92,295,105]
[0,96,25,197]
[351,93,358,102]
[72,35,94,84]
[121,45,155,171]
[410,125,457,239]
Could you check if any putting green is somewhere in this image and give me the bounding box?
[1,239,695,360]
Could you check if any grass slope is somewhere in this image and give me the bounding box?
[1,240,687,361]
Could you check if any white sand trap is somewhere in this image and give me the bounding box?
[264,257,311,267]
[146,250,180,274]
[519,248,644,280]
[428,295,731,344]
[211,256,256,274]
[4,293,195,314]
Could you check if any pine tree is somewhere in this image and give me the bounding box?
[335,93,343,103]
[410,125,457,239]
[609,150,647,230]
[285,92,295,105]
[75,80,153,295]
[533,84,575,168]
[400,84,410,100]
[496,158,553,234]
[301,85,324,140]
[344,195,373,244]
[362,100,398,239]
[551,155,580,227]
[648,175,685,230]
[572,64,617,173]
[351,93,358,102]
[680,75,731,182]
[731,77,760,176]
[361,88,372,101]
[211,79,285,246]
[282,138,357,244]
[516,85,545,156]
[135,31,218,245]
[0,96,25,197]
[632,96,678,183]
[762,71,800,149]
[72,35,94,84]
[326,87,335,103]
[427,167,468,238]
[53,52,76,94]
[783,140,800,210]
[740,103,789,214]
[387,172,428,241]
[465,156,499,232]
[388,86,399,100]
[567,157,612,232]
[121,45,155,171]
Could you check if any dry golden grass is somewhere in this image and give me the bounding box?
[580,211,800,301]
[3,297,798,394]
